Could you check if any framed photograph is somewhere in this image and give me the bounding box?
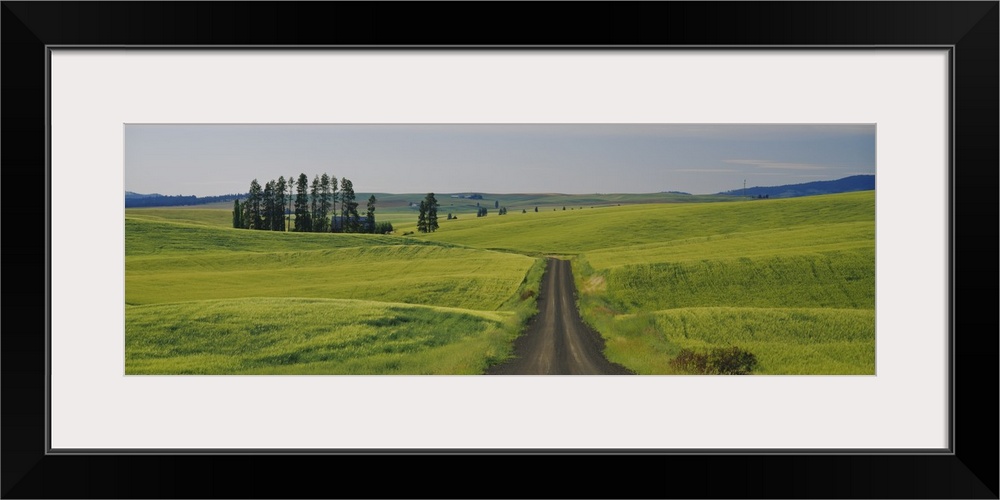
[4,2,996,498]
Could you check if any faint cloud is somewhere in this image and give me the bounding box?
[753,172,831,177]
[723,159,827,171]
[674,168,738,173]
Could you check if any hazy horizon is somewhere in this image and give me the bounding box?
[125,124,876,197]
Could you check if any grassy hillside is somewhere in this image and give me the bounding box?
[126,207,236,228]
[127,244,535,310]
[426,191,876,374]
[591,307,874,375]
[125,191,874,375]
[422,191,873,254]
[125,217,441,255]
[125,215,544,374]
[127,298,516,375]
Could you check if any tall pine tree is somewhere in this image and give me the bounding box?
[286,175,295,231]
[417,193,440,232]
[318,173,332,233]
[310,175,321,232]
[426,193,439,232]
[366,195,377,233]
[330,175,339,232]
[241,197,252,229]
[262,180,275,230]
[232,199,242,228]
[340,177,359,233]
[275,176,287,232]
[417,200,427,233]
[248,179,263,230]
[294,173,311,232]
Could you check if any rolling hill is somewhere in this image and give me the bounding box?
[125,190,875,375]
[718,175,875,198]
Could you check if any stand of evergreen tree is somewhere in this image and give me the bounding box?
[232,173,380,233]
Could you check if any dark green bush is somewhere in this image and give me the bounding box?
[670,346,758,375]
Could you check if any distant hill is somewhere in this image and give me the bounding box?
[125,191,244,208]
[125,191,163,199]
[718,175,874,199]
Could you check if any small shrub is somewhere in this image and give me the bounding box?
[671,349,707,373]
[707,346,758,375]
[670,346,758,375]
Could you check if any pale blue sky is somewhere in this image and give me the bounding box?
[124,124,875,196]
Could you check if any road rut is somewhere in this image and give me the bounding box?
[486,258,633,375]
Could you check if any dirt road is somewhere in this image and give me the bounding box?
[486,258,633,375]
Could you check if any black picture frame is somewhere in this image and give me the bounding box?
[3,2,996,498]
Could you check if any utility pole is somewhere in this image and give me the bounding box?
[743,179,747,199]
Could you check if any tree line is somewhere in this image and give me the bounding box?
[232,173,392,234]
[126,192,242,208]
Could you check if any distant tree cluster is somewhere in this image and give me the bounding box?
[126,193,242,208]
[476,207,488,217]
[232,178,283,231]
[233,173,389,234]
[498,206,508,215]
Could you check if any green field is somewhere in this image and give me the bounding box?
[424,191,876,374]
[125,190,875,375]
[125,212,545,374]
[127,298,516,374]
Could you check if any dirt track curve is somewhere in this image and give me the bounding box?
[486,258,634,375]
